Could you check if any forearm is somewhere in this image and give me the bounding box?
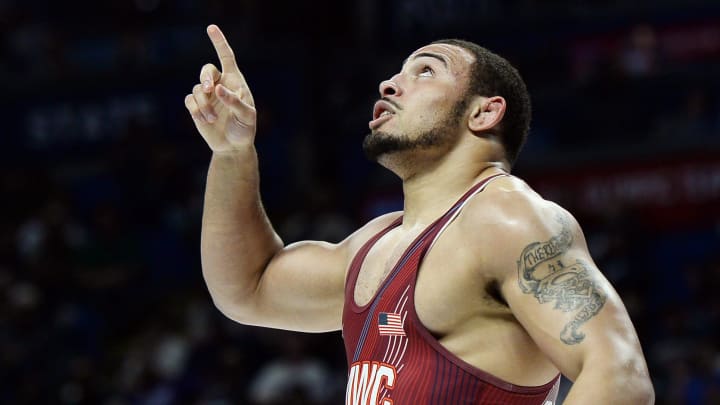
[563,363,654,404]
[200,146,283,314]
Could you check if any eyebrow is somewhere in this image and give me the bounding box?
[404,52,449,68]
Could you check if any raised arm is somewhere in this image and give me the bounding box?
[184,25,350,332]
[469,182,654,404]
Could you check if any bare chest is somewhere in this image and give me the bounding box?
[353,228,419,307]
[353,227,505,334]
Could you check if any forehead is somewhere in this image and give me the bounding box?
[405,43,475,74]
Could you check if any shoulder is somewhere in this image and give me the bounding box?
[341,210,403,256]
[285,211,402,266]
[459,175,577,233]
[456,175,586,277]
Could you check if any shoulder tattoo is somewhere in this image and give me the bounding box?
[516,214,606,345]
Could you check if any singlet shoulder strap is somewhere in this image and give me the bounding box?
[427,172,509,250]
[345,172,507,291]
[437,173,508,219]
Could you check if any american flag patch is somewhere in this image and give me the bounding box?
[378,312,405,336]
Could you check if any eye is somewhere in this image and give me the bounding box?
[419,66,434,77]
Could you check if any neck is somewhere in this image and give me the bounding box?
[399,154,506,227]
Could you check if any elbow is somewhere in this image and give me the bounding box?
[635,375,655,405]
[619,353,655,404]
[205,285,261,325]
[211,294,260,326]
[200,264,264,325]
[574,352,654,404]
[621,374,654,405]
[606,361,655,404]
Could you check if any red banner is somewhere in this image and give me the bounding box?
[570,19,720,79]
[526,154,720,228]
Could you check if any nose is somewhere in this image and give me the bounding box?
[379,78,402,97]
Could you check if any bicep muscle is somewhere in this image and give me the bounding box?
[515,213,607,345]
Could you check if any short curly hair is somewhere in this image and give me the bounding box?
[433,39,531,167]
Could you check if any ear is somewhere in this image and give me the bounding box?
[468,96,506,133]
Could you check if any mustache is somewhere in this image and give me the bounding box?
[380,97,402,111]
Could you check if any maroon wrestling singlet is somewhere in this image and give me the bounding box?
[342,174,560,404]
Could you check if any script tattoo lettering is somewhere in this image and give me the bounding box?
[517,215,606,345]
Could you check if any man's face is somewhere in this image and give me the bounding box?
[363,43,475,161]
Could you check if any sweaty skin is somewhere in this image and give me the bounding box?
[186,25,654,404]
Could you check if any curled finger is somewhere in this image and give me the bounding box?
[184,94,206,124]
[200,63,221,93]
[192,83,218,123]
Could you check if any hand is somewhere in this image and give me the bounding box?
[185,24,256,154]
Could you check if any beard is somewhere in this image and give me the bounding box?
[362,97,468,162]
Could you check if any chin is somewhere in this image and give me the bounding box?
[362,131,410,161]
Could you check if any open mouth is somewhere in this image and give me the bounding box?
[372,100,396,120]
[369,100,397,129]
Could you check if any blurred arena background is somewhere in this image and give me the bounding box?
[1,0,719,403]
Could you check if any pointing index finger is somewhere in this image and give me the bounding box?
[207,24,239,73]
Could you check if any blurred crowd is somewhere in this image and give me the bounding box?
[1,0,720,404]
